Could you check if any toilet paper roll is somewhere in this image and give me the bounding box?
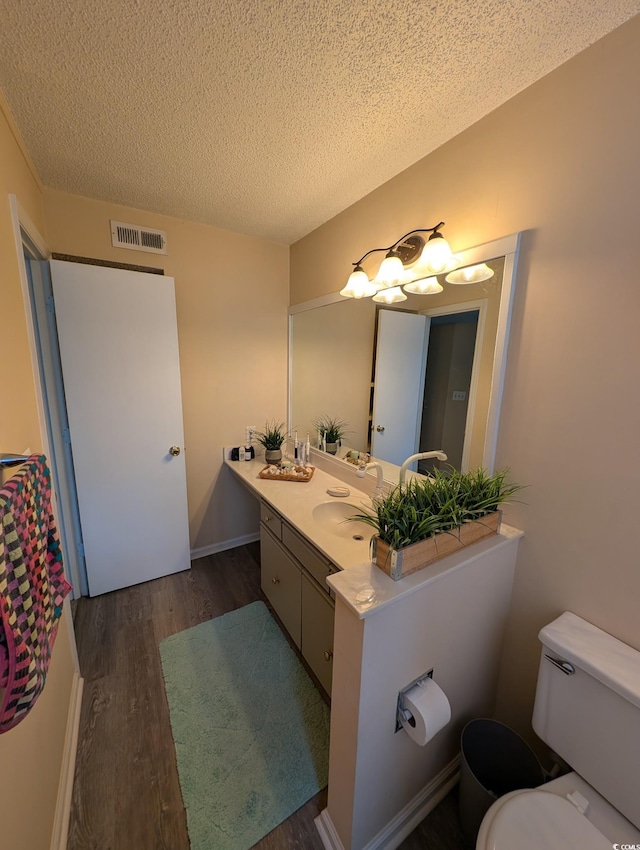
[401,677,451,746]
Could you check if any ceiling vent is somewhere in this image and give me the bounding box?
[110,220,167,255]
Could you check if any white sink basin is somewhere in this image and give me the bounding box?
[312,500,370,540]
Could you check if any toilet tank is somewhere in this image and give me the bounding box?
[532,611,640,830]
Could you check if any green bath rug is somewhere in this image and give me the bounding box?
[160,601,330,850]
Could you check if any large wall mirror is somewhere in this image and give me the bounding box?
[289,233,520,482]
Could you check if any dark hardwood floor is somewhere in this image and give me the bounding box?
[69,544,464,849]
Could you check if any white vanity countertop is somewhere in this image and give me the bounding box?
[328,525,523,619]
[226,456,524,620]
[225,457,374,570]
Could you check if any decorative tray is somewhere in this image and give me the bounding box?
[257,465,315,482]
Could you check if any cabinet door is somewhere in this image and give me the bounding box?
[301,572,335,695]
[282,522,333,591]
[261,525,302,648]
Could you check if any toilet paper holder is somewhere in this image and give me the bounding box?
[395,668,433,733]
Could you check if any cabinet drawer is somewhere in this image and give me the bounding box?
[301,573,335,695]
[282,522,333,592]
[260,526,301,647]
[260,501,283,540]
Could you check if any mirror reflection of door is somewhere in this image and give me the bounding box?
[419,310,479,474]
[370,309,429,465]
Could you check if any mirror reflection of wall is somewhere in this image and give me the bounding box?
[290,297,376,451]
[289,236,518,479]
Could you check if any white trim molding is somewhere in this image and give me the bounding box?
[190,531,260,562]
[9,195,51,458]
[50,671,84,850]
[315,808,347,850]
[316,757,460,850]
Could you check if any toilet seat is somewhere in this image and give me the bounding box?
[477,789,612,850]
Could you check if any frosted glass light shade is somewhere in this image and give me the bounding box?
[373,285,407,304]
[445,263,495,284]
[373,253,405,288]
[403,276,444,295]
[340,267,378,298]
[413,234,459,275]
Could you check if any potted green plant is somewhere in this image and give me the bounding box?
[349,467,523,580]
[256,420,287,465]
[313,415,349,455]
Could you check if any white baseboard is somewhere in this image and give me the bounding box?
[315,756,460,850]
[190,531,260,562]
[50,671,84,850]
[315,808,346,850]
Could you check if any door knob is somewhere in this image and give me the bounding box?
[324,650,333,662]
[376,425,385,433]
[169,446,181,456]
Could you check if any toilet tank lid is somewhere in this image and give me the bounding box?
[539,612,640,710]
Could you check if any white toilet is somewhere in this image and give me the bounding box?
[476,611,640,849]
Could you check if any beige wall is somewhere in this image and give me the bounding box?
[0,96,78,850]
[43,191,290,552]
[291,16,640,742]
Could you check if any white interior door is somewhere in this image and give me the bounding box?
[49,260,190,596]
[371,310,430,466]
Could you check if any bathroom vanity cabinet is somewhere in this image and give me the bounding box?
[259,500,337,695]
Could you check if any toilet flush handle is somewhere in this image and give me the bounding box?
[544,654,575,675]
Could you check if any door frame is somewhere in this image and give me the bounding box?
[8,193,82,650]
[418,299,487,471]
[9,195,87,595]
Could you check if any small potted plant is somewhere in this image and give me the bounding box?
[256,420,287,465]
[313,415,350,455]
[349,467,523,580]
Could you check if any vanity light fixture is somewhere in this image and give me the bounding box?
[340,222,459,299]
[445,262,495,285]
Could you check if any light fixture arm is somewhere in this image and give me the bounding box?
[351,221,446,267]
[352,246,391,268]
[390,222,445,251]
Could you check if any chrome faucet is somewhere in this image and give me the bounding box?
[398,450,448,485]
[357,460,385,497]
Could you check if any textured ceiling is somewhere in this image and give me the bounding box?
[1,1,639,244]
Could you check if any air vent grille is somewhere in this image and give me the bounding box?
[110,220,167,255]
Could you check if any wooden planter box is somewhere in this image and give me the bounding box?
[371,511,501,581]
